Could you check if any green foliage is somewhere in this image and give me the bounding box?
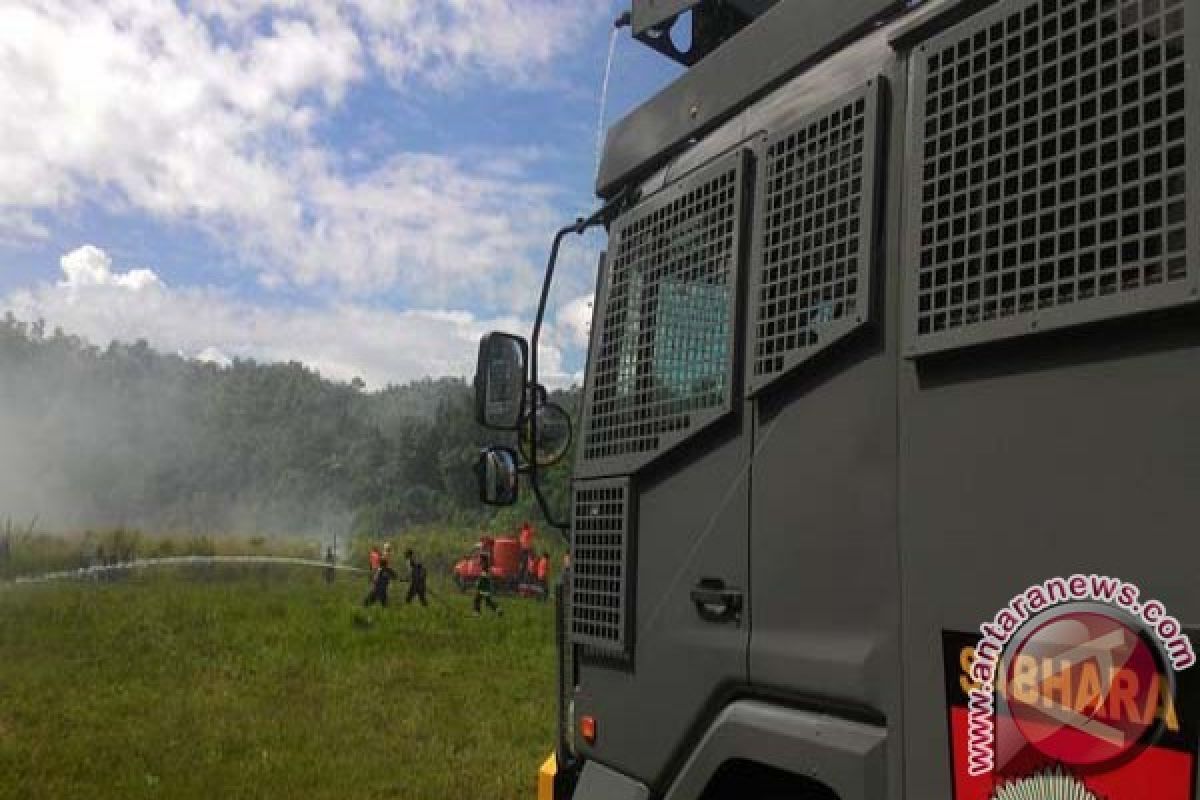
[0,314,580,541]
[0,573,556,800]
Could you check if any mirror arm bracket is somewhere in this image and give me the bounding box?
[527,190,630,540]
[530,479,566,535]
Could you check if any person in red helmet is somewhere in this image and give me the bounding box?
[363,554,397,608]
[518,521,534,584]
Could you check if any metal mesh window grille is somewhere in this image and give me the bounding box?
[570,479,632,655]
[907,0,1194,354]
[579,150,745,475]
[749,81,883,392]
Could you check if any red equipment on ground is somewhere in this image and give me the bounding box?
[452,535,522,592]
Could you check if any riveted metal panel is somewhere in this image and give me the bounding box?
[578,149,747,478]
[904,0,1198,355]
[747,78,885,394]
[570,477,635,656]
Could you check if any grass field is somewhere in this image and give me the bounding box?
[0,568,557,800]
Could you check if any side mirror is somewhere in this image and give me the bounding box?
[475,447,519,506]
[474,333,528,430]
[519,401,573,467]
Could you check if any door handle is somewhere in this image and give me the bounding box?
[690,578,743,623]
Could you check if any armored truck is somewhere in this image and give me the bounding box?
[473,0,1200,797]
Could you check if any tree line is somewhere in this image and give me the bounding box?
[0,313,578,541]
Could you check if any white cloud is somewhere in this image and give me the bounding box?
[557,293,595,349]
[194,345,232,367]
[536,341,585,390]
[351,0,600,90]
[0,210,48,243]
[0,1,603,307]
[249,149,561,306]
[59,245,163,291]
[188,0,599,89]
[0,2,355,211]
[5,245,584,388]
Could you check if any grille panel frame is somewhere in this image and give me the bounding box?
[577,149,748,479]
[747,79,885,394]
[569,477,635,657]
[904,0,1199,356]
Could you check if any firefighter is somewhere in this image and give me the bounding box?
[363,555,397,608]
[518,520,534,583]
[473,553,503,616]
[535,550,550,601]
[523,549,538,589]
[367,545,381,583]
[403,549,427,607]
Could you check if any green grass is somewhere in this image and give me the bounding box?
[0,570,557,800]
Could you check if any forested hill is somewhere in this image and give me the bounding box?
[0,313,577,538]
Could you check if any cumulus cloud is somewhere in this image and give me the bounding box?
[59,245,163,291]
[0,2,355,212]
[0,1,603,307]
[5,245,585,388]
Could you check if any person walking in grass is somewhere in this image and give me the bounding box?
[403,549,427,607]
[473,553,503,617]
[363,555,397,608]
[517,520,534,583]
[367,545,381,583]
[535,550,551,601]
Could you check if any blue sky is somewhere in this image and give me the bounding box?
[0,1,681,387]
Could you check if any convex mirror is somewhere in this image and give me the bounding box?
[475,446,519,506]
[519,402,573,467]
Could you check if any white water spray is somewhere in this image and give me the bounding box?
[0,555,367,587]
[593,24,621,183]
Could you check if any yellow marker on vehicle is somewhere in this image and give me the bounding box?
[537,752,556,800]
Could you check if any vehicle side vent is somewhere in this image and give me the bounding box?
[578,149,746,477]
[906,0,1195,356]
[570,478,634,656]
[748,80,884,393]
